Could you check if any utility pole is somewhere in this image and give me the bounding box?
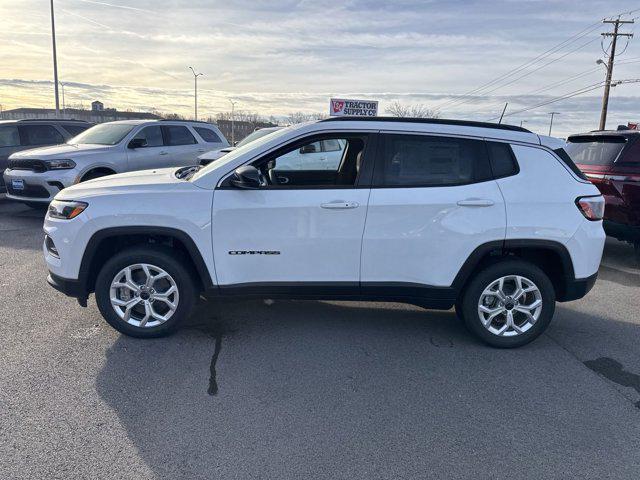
[229,99,237,145]
[599,17,634,130]
[498,102,508,124]
[548,112,560,136]
[188,66,203,120]
[50,0,60,117]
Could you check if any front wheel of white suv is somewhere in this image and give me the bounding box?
[459,260,556,348]
[94,246,197,338]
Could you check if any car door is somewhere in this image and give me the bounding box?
[161,125,201,166]
[125,125,167,171]
[211,132,374,289]
[361,132,506,289]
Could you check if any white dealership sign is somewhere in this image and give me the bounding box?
[329,98,378,117]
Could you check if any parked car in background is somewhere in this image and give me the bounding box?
[198,126,281,166]
[567,128,640,260]
[3,119,227,206]
[0,119,92,193]
[43,117,604,348]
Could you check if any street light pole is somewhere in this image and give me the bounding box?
[60,82,66,118]
[188,66,203,120]
[548,112,560,136]
[229,99,236,145]
[50,0,60,117]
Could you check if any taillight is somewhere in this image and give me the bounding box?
[576,195,605,221]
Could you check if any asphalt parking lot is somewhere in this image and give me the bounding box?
[1,196,640,479]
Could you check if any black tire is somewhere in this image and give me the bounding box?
[460,260,556,348]
[94,246,197,338]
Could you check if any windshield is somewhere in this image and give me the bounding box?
[69,123,136,145]
[192,126,292,181]
[565,136,627,166]
[236,128,280,148]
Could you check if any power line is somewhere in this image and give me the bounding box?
[486,81,605,121]
[433,21,603,111]
[442,35,600,111]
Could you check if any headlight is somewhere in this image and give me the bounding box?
[46,159,76,170]
[48,200,88,219]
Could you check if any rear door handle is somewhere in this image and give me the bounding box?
[321,201,359,210]
[159,151,168,156]
[457,198,494,207]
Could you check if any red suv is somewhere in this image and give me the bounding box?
[567,129,640,259]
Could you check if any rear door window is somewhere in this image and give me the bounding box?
[374,134,492,187]
[162,125,196,146]
[19,125,64,146]
[0,126,20,147]
[565,136,626,166]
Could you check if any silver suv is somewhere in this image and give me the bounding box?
[3,119,228,205]
[0,119,92,193]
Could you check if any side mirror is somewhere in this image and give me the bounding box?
[231,165,262,189]
[299,143,317,154]
[128,138,147,149]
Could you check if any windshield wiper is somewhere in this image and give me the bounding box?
[175,165,201,180]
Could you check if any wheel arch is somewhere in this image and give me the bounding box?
[452,239,576,301]
[80,166,117,181]
[78,226,213,296]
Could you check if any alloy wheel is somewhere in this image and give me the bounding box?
[477,275,542,337]
[109,263,179,328]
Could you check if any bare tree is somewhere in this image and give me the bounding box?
[286,112,328,124]
[163,112,186,120]
[385,101,439,118]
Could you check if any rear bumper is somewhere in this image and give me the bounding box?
[604,220,640,243]
[558,272,598,302]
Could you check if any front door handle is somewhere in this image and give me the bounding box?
[321,201,359,210]
[159,151,168,156]
[457,198,495,207]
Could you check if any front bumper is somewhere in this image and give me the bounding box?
[3,168,78,203]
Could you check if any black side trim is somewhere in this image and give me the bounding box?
[79,226,213,295]
[561,272,598,302]
[451,240,505,291]
[212,281,456,310]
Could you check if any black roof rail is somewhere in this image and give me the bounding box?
[157,119,214,124]
[15,118,90,123]
[319,116,532,133]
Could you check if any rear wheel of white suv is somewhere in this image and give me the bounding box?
[94,246,197,338]
[459,260,555,348]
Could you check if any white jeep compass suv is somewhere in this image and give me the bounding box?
[4,119,227,206]
[43,117,605,348]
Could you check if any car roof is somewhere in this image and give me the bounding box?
[0,119,92,125]
[98,119,219,127]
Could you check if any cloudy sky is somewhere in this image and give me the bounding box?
[0,0,638,136]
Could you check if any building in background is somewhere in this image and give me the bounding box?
[1,101,161,123]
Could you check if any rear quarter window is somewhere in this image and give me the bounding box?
[194,127,223,143]
[486,142,519,178]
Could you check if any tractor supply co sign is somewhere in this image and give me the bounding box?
[330,98,378,117]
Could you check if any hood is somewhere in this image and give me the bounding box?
[9,143,112,159]
[57,167,190,200]
[198,146,235,161]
